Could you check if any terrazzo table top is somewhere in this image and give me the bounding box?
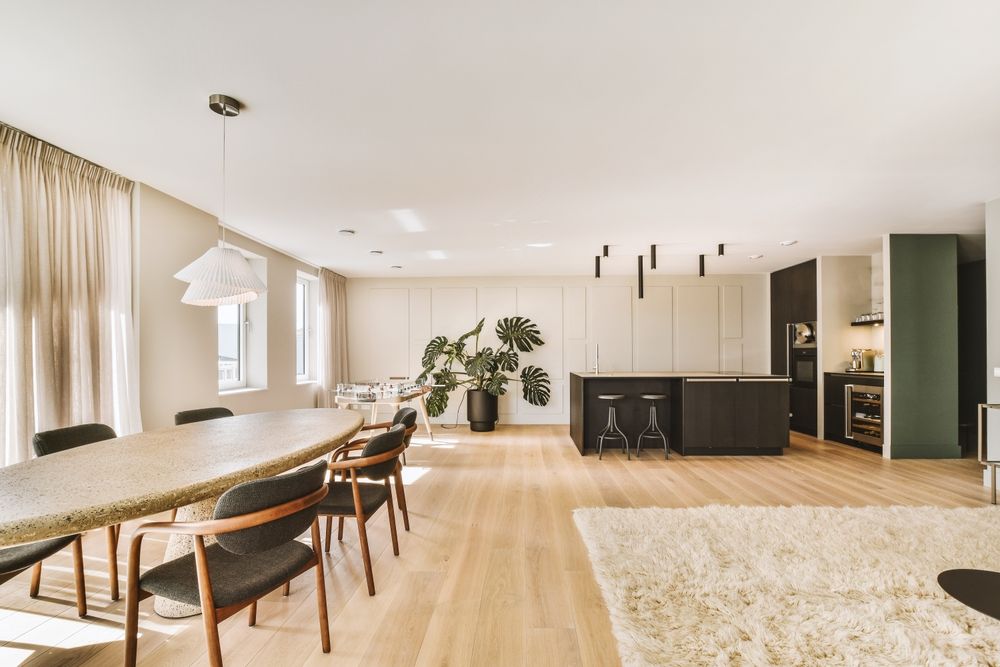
[0,408,363,547]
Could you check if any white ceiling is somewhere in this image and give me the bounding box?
[2,1,999,276]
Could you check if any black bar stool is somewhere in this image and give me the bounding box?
[596,394,629,460]
[636,394,669,459]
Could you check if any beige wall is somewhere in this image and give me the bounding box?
[346,274,768,425]
[135,184,319,430]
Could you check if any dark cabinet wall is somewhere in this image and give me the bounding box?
[769,259,817,375]
[958,260,986,454]
[770,259,818,436]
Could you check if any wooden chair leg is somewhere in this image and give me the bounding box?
[324,516,332,553]
[337,517,345,541]
[71,536,87,617]
[29,561,42,598]
[169,508,177,522]
[384,479,399,557]
[106,525,120,600]
[248,600,257,626]
[282,581,291,596]
[310,521,332,653]
[193,536,223,667]
[355,516,375,596]
[394,466,410,531]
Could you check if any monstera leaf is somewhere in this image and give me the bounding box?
[425,369,459,417]
[496,316,544,353]
[421,335,449,369]
[519,365,551,406]
[464,347,496,379]
[484,372,509,396]
[456,318,485,347]
[495,349,519,372]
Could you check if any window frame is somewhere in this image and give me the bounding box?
[218,302,247,391]
[295,276,309,381]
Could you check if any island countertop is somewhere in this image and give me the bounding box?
[571,371,788,379]
[569,372,790,456]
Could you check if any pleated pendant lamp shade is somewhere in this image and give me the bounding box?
[174,246,266,306]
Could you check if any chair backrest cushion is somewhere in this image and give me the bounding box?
[33,423,117,457]
[360,424,405,480]
[213,459,327,555]
[392,408,418,446]
[174,407,234,425]
[392,407,418,429]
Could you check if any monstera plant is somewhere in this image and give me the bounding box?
[417,317,551,432]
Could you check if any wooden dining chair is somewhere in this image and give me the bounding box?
[33,423,122,600]
[333,407,417,531]
[124,459,331,667]
[0,534,88,616]
[174,406,235,425]
[319,425,406,596]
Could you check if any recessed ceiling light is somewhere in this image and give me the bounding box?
[749,254,764,260]
[527,242,553,248]
[338,229,356,236]
[427,250,447,260]
[390,265,402,269]
[369,250,383,255]
[779,240,798,246]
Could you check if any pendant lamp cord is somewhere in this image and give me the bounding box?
[220,108,227,247]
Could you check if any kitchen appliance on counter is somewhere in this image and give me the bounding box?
[848,348,876,372]
[845,383,883,447]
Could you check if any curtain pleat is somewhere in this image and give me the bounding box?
[317,268,349,407]
[1,123,141,465]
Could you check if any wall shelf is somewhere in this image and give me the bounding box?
[850,319,883,327]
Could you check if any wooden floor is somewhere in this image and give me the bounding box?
[0,427,990,667]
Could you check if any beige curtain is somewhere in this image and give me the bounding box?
[317,268,349,407]
[1,124,142,465]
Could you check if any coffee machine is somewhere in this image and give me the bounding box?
[849,348,875,372]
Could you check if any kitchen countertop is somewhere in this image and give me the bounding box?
[825,371,885,377]
[571,371,789,379]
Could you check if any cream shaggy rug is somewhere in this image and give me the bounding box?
[573,506,1000,666]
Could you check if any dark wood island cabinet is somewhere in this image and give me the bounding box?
[570,372,790,456]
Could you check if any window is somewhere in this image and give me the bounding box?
[296,277,309,379]
[218,303,245,390]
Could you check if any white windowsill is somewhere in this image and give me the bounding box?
[219,387,267,396]
[297,379,319,386]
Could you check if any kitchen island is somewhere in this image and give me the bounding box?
[570,372,790,455]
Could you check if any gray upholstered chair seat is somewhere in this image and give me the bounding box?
[139,540,314,608]
[0,535,78,576]
[318,481,389,516]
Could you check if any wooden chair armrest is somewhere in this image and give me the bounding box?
[333,442,366,461]
[327,444,406,471]
[131,486,329,539]
[360,421,393,432]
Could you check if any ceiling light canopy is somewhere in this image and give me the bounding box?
[175,94,266,306]
[779,240,798,246]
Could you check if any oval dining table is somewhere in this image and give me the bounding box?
[0,408,363,618]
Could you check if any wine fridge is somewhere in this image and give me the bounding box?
[844,384,882,447]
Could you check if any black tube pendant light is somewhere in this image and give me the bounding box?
[698,254,705,278]
[650,244,657,269]
[595,255,601,278]
[718,243,725,256]
[603,244,609,258]
[638,255,644,298]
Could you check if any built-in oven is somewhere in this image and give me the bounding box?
[845,384,883,447]
[787,321,817,389]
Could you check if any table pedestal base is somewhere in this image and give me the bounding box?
[153,497,218,618]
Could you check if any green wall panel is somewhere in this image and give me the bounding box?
[889,234,960,458]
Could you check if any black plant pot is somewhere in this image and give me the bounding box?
[467,389,499,432]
